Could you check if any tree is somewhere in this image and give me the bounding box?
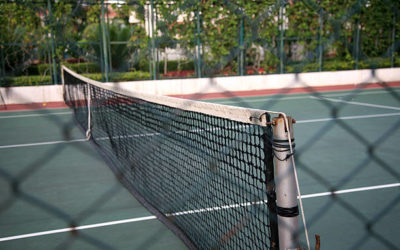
[0,3,42,75]
[81,21,145,71]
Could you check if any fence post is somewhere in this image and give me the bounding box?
[145,3,152,79]
[47,0,58,84]
[318,7,323,72]
[279,1,285,74]
[196,2,202,78]
[391,13,396,68]
[101,0,109,81]
[354,18,360,70]
[106,3,112,72]
[238,14,245,76]
[98,15,105,81]
[0,44,5,87]
[150,0,157,80]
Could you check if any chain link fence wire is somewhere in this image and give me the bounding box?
[0,0,399,249]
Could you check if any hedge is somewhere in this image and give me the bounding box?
[63,62,100,73]
[2,75,52,87]
[1,71,149,87]
[82,71,150,82]
[35,62,101,75]
[132,60,195,72]
[286,57,400,73]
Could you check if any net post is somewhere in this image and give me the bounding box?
[86,83,92,140]
[272,115,299,250]
[60,65,65,101]
[263,113,279,250]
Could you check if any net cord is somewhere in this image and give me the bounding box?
[61,65,273,127]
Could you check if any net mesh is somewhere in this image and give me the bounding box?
[63,66,280,249]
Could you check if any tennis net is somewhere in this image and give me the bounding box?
[62,66,299,249]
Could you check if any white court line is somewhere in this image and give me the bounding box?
[310,96,400,111]
[296,112,400,124]
[0,138,87,149]
[0,182,398,242]
[0,112,72,119]
[216,95,311,104]
[315,89,400,98]
[215,89,400,104]
[301,183,400,199]
[0,216,156,242]
[1,112,400,149]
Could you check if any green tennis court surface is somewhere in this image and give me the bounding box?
[1,87,399,249]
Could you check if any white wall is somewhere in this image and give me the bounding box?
[0,85,63,105]
[115,67,400,96]
[1,68,399,105]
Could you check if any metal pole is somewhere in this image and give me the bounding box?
[150,0,157,80]
[155,5,160,79]
[196,3,202,78]
[239,15,244,76]
[391,13,396,68]
[272,116,299,250]
[146,3,152,78]
[279,2,285,74]
[264,118,279,250]
[106,3,112,72]
[101,0,109,81]
[0,44,5,87]
[355,18,360,70]
[98,15,105,81]
[48,0,58,84]
[318,7,323,72]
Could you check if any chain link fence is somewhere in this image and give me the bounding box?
[0,0,399,86]
[0,0,399,249]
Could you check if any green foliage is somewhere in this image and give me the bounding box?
[64,62,101,74]
[260,50,279,73]
[37,64,52,76]
[1,0,399,85]
[0,3,42,74]
[37,63,100,75]
[83,71,150,82]
[81,21,146,71]
[2,75,52,87]
[131,60,194,72]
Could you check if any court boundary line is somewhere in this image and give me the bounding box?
[1,112,400,149]
[0,111,72,119]
[0,138,87,149]
[0,182,398,243]
[296,112,400,124]
[2,83,399,112]
[215,89,400,104]
[310,96,400,111]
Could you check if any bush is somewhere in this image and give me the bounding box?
[25,65,39,75]
[2,75,52,87]
[38,64,53,76]
[286,60,355,72]
[396,57,400,67]
[64,62,100,73]
[323,60,354,71]
[82,71,150,82]
[359,57,392,69]
[37,62,101,76]
[131,60,195,72]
